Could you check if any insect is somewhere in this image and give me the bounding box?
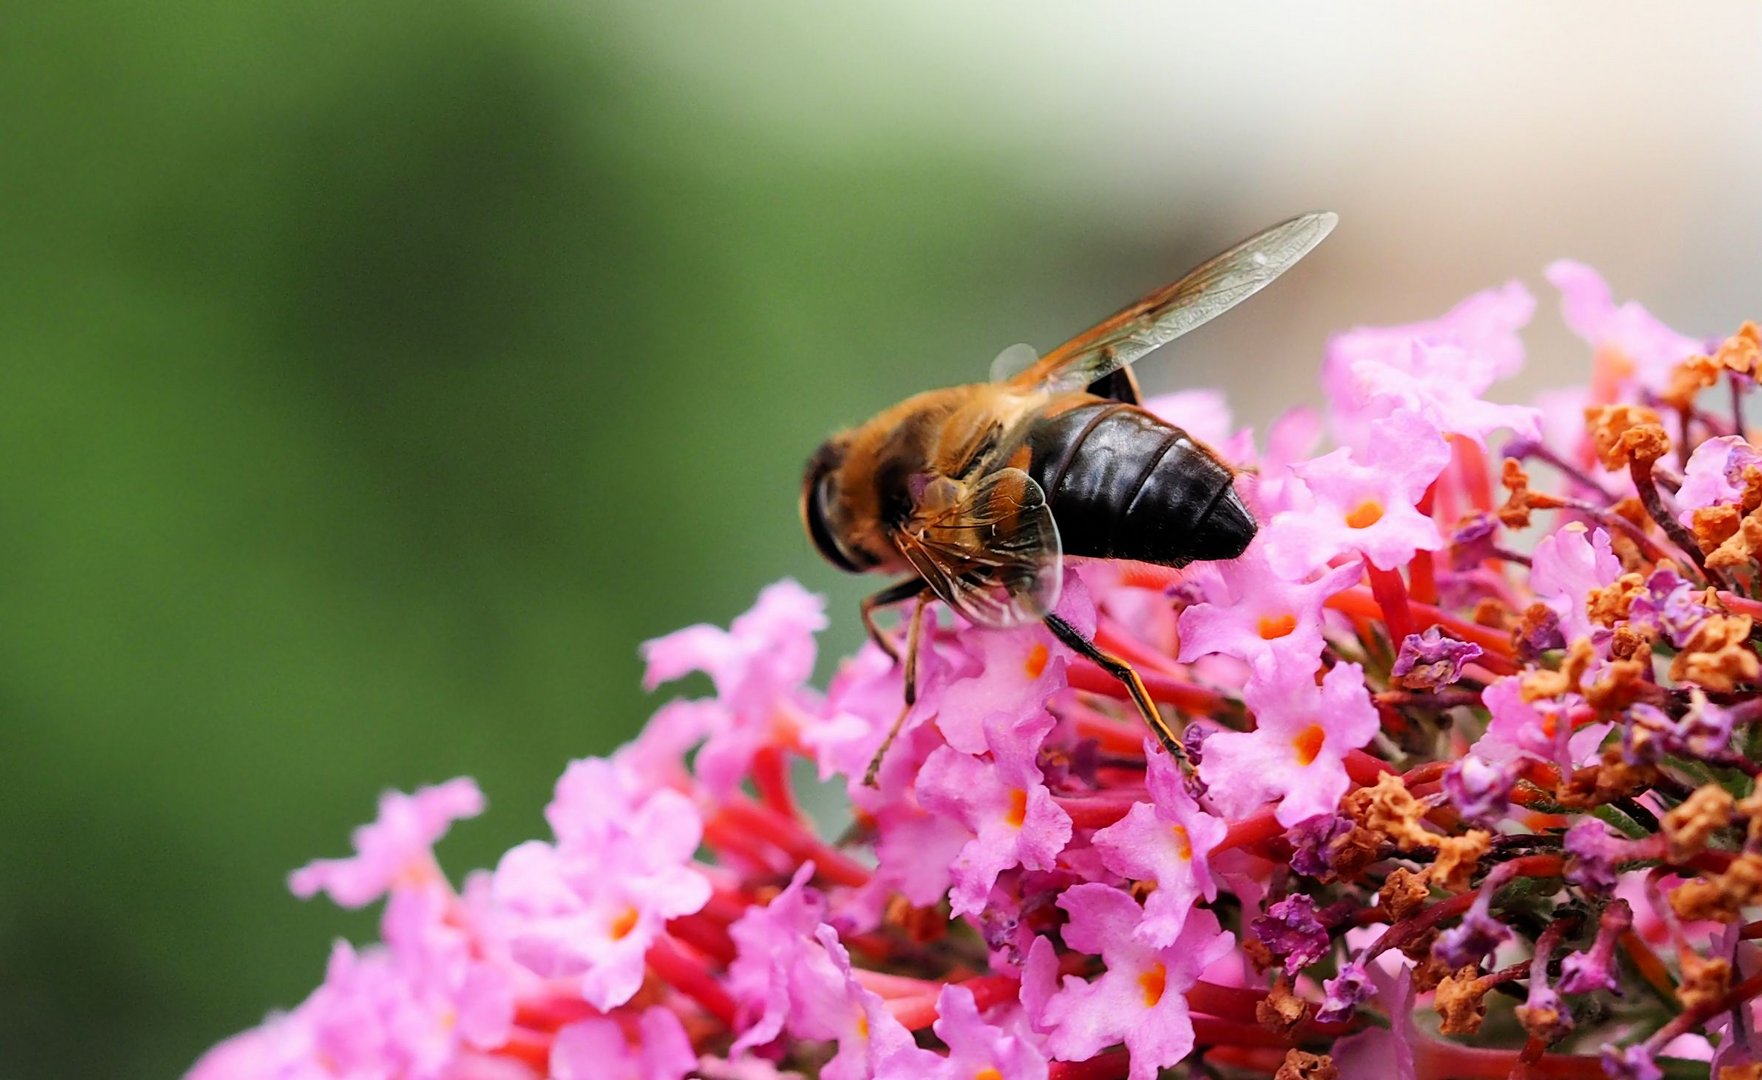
[800,213,1338,782]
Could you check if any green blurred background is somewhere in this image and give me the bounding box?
[3,2,1760,1075]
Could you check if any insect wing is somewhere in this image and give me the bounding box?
[893,467,1062,629]
[1007,211,1337,394]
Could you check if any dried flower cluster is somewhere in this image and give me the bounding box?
[195,265,1762,1080]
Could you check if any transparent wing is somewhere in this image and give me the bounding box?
[891,467,1062,629]
[1006,211,1337,394]
[987,342,1039,383]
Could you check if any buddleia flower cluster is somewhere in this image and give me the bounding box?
[195,264,1762,1080]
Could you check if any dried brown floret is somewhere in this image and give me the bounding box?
[1585,403,1669,470]
[1589,572,1645,626]
[1584,655,1648,712]
[1693,505,1743,553]
[1380,866,1431,920]
[1706,509,1762,571]
[1670,614,1760,692]
[1257,977,1310,1037]
[1427,831,1492,895]
[1671,852,1762,922]
[1717,321,1762,375]
[1498,459,1566,528]
[1435,966,1489,1035]
[1610,623,1655,661]
[1521,638,1597,703]
[1345,772,1433,851]
[1663,353,1723,411]
[1556,755,1658,810]
[1678,952,1732,1013]
[1515,1000,1573,1044]
[1274,1050,1338,1080]
[1719,1063,1762,1080]
[1662,785,1737,862]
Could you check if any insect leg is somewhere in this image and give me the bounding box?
[1042,612,1188,768]
[861,578,930,663]
[863,593,929,787]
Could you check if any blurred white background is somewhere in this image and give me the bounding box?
[613,0,1762,424]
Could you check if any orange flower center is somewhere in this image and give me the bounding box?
[1345,499,1384,529]
[1171,824,1193,861]
[1139,962,1167,1007]
[1024,642,1049,679]
[976,1070,1004,1080]
[1257,613,1297,640]
[1292,724,1326,767]
[1006,788,1028,828]
[609,905,640,941]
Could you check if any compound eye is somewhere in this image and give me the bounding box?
[804,470,861,573]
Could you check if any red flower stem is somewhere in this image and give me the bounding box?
[1366,563,1415,643]
[1345,748,1397,787]
[1066,662,1230,716]
[512,996,601,1031]
[750,746,799,820]
[1189,1016,1296,1049]
[1048,1049,1130,1080]
[1056,795,1138,830]
[716,798,871,888]
[854,968,938,999]
[1204,1046,1289,1073]
[701,818,785,874]
[1453,434,1496,515]
[646,936,738,1027]
[666,912,737,965]
[493,1025,554,1069]
[1718,589,1762,620]
[1071,710,1151,756]
[1186,979,1265,1023]
[886,974,1018,1030]
[1326,588,1517,666]
[1415,1042,1611,1080]
[1643,966,1762,1054]
[1216,811,1283,855]
[1412,481,1441,605]
[1095,619,1185,678]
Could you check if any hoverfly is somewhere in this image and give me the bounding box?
[800,213,1338,781]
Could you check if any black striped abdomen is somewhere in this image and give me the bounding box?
[1026,401,1255,566]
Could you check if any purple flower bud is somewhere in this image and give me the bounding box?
[1564,820,1633,895]
[1434,904,1511,969]
[1560,900,1633,995]
[1516,605,1566,660]
[1442,755,1515,825]
[1287,814,1354,878]
[1316,957,1374,1023]
[1252,894,1331,977]
[1391,626,1484,691]
[1630,566,1706,649]
[1449,513,1502,572]
[1676,690,1734,758]
[1620,703,1672,766]
[1600,1043,1662,1080]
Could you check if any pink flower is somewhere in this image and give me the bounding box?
[1262,410,1449,577]
[1678,435,1762,519]
[491,766,709,1009]
[552,1007,697,1080]
[1026,885,1234,1080]
[918,712,1072,917]
[926,983,1047,1080]
[1177,542,1362,681]
[1529,523,1620,645]
[288,777,484,908]
[641,579,826,794]
[1324,281,1540,449]
[1198,662,1380,826]
[1546,260,1701,394]
[1091,742,1226,947]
